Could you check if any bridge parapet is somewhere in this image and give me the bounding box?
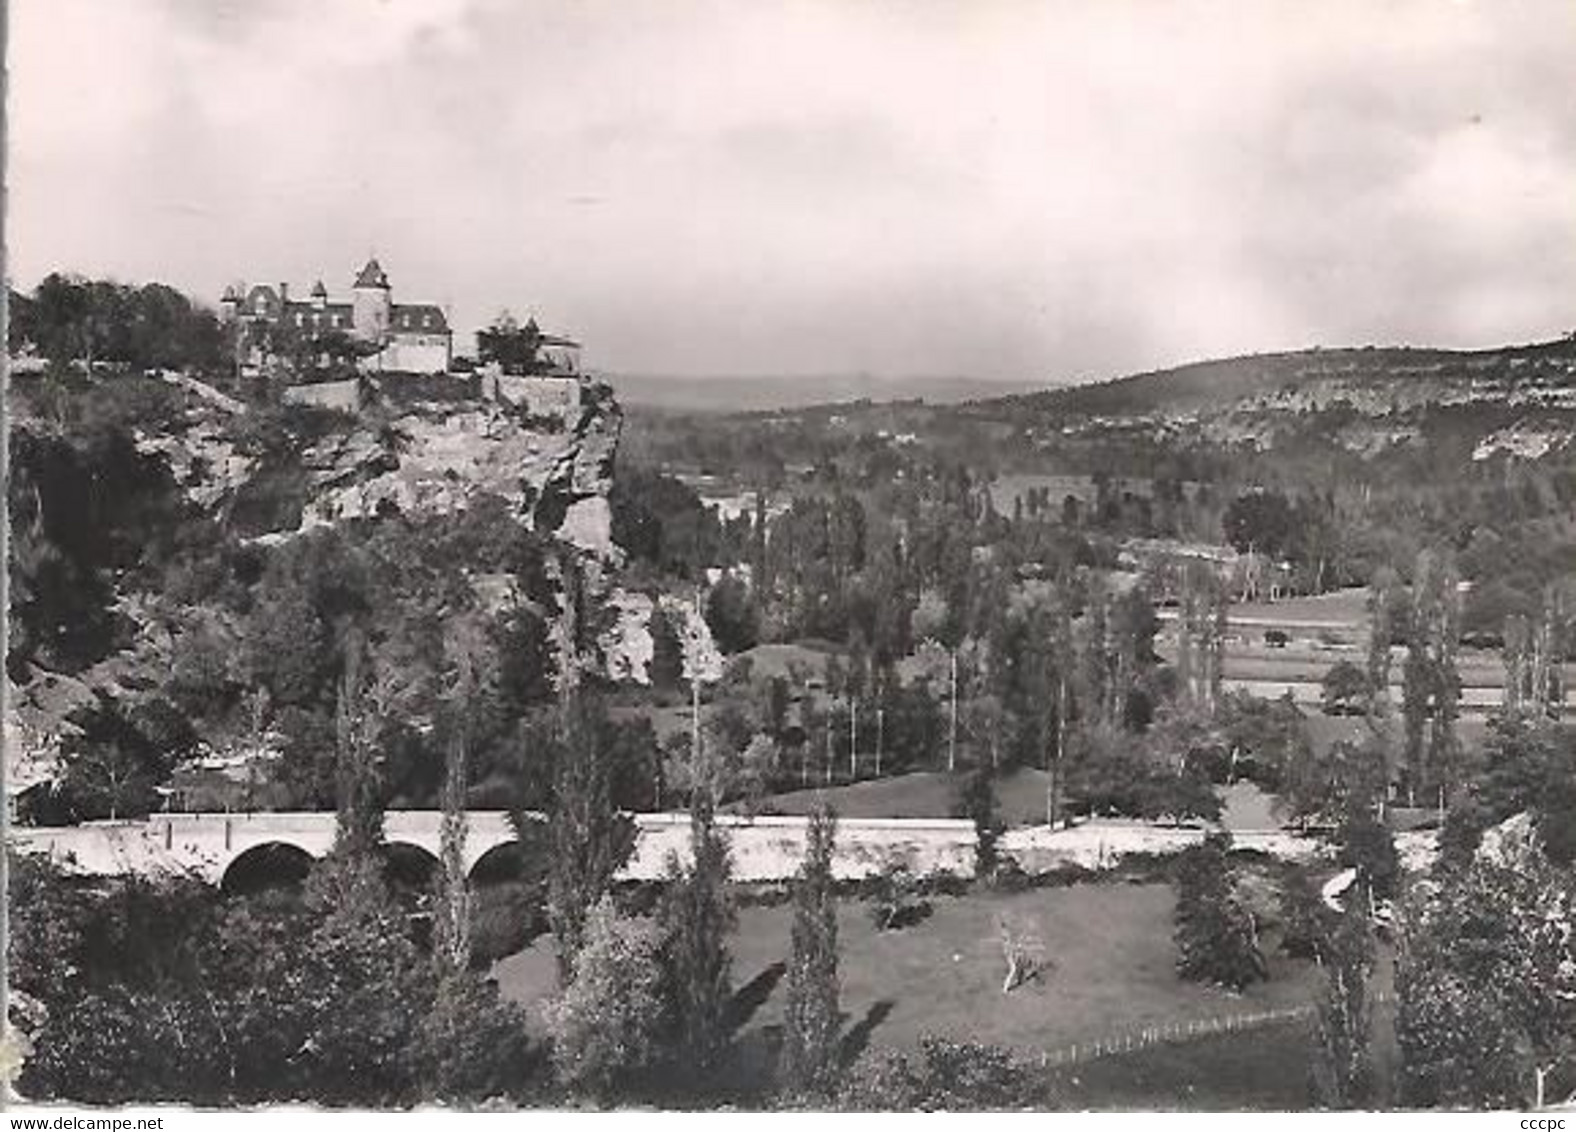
[11,811,1348,888]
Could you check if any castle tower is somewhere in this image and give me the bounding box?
[350,257,391,344]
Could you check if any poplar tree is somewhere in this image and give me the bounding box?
[1309,897,1376,1109]
[1364,567,1397,717]
[782,805,840,1096]
[433,659,473,979]
[1401,549,1463,801]
[537,555,635,983]
[659,793,735,1079]
[333,629,385,859]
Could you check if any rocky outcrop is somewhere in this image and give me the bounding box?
[600,588,725,686]
[138,376,624,559]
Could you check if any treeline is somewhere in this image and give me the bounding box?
[10,273,226,373]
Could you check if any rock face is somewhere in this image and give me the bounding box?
[143,375,624,559]
[600,588,725,686]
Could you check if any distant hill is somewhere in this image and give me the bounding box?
[990,338,1576,420]
[663,336,1576,482]
[606,371,1046,412]
[957,336,1576,465]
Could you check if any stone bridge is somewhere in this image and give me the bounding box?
[9,811,984,888]
[8,810,1333,889]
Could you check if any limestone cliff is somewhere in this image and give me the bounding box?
[6,373,627,800]
[144,373,623,558]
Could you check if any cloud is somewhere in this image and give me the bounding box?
[11,0,1575,379]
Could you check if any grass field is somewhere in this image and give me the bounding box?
[740,772,1284,831]
[1302,713,1491,760]
[1047,1005,1399,1110]
[733,767,1054,825]
[493,881,1325,1063]
[1228,588,1370,627]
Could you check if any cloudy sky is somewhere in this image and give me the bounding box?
[11,0,1575,380]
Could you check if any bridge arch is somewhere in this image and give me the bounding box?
[221,841,318,896]
[382,841,441,892]
[468,840,532,885]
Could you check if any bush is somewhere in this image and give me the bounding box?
[1321,661,1371,716]
[414,973,537,1105]
[868,857,927,931]
[543,897,665,1100]
[838,1038,1044,1110]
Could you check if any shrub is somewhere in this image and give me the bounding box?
[838,1038,1042,1110]
[869,857,927,931]
[997,915,1046,993]
[414,972,537,1105]
[543,897,665,1100]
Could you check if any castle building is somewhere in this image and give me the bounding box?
[221,257,452,374]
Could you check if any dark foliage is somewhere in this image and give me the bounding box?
[1172,833,1268,991]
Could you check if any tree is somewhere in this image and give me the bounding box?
[333,631,385,859]
[658,794,735,1079]
[1339,808,1399,905]
[1445,716,1576,867]
[1364,567,1399,716]
[1320,660,1371,717]
[290,867,439,1105]
[476,311,546,376]
[432,639,476,980]
[956,765,1004,880]
[539,690,638,983]
[705,574,759,654]
[1396,839,1576,1108]
[544,896,665,1100]
[1401,548,1462,801]
[1177,561,1227,714]
[1223,489,1296,558]
[648,604,686,689]
[782,805,841,1097]
[54,694,189,821]
[1309,898,1376,1109]
[997,915,1045,993]
[1172,833,1266,991]
[413,970,533,1105]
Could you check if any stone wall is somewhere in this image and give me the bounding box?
[370,334,451,375]
[484,372,582,419]
[282,378,363,412]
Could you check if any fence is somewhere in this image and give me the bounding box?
[1035,991,1394,1070]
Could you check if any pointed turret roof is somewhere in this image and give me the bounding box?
[353,258,390,289]
[310,279,328,297]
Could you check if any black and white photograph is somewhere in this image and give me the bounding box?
[4,0,1575,1115]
